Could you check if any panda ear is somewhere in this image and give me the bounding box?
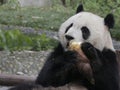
[76,4,84,14]
[104,14,115,29]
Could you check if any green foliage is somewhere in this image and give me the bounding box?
[0,0,8,5]
[31,34,58,51]
[0,6,73,31]
[0,0,119,40]
[0,0,119,30]
[0,30,58,51]
[1,0,20,10]
[111,29,120,40]
[0,0,120,31]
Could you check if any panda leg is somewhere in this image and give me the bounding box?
[81,42,119,90]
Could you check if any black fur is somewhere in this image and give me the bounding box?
[81,42,119,90]
[35,42,119,90]
[81,26,90,40]
[65,23,73,33]
[76,4,84,13]
[65,35,74,41]
[36,43,88,87]
[9,42,119,90]
[104,14,114,29]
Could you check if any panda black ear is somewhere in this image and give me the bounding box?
[104,14,115,29]
[76,4,84,14]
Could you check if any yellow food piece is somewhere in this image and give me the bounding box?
[68,41,89,63]
[68,41,82,51]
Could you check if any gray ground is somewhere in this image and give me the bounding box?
[0,50,51,90]
[0,50,51,76]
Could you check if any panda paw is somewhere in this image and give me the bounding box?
[81,42,103,72]
[81,42,97,59]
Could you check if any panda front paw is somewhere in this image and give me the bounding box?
[81,42,97,59]
[81,42,103,72]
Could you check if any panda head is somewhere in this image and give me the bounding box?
[58,4,115,51]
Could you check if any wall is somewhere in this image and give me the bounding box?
[18,0,51,7]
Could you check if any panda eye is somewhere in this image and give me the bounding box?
[65,23,73,33]
[81,26,90,40]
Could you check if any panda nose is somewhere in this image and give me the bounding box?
[65,35,74,41]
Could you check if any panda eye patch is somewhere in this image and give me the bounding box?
[65,23,73,33]
[81,26,90,40]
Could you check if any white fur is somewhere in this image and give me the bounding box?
[58,12,115,51]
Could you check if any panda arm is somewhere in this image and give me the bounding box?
[96,48,119,90]
[81,42,119,90]
[36,43,80,87]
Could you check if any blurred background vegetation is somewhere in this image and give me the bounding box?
[0,0,119,51]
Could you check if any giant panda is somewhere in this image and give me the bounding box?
[9,4,119,90]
